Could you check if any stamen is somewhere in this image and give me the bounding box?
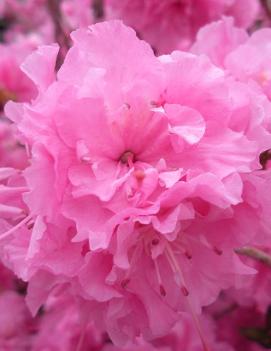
[75,324,86,351]
[166,244,186,287]
[181,286,189,297]
[120,245,142,289]
[198,235,212,250]
[151,238,159,246]
[165,247,177,273]
[185,251,192,260]
[213,246,223,256]
[165,244,211,351]
[0,214,32,240]
[172,241,192,259]
[120,151,135,167]
[160,285,166,297]
[154,259,166,297]
[190,310,211,351]
[199,235,222,257]
[26,221,34,230]
[134,169,145,181]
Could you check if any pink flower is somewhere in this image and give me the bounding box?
[192,16,271,100]
[33,292,231,351]
[0,121,28,169]
[192,18,271,176]
[104,313,232,351]
[0,291,34,350]
[61,0,94,30]
[0,41,37,111]
[153,315,232,351]
[0,0,95,48]
[227,247,271,315]
[2,21,271,346]
[0,0,55,44]
[31,293,105,351]
[207,294,270,351]
[105,0,260,54]
[0,167,27,226]
[0,263,14,291]
[203,170,271,318]
[0,259,37,350]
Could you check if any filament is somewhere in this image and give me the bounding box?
[0,214,32,240]
[165,243,211,351]
[154,258,166,296]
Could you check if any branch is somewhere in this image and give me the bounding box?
[261,0,271,20]
[47,0,70,67]
[92,0,104,20]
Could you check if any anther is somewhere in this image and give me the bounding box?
[213,246,223,256]
[134,169,145,181]
[26,222,34,230]
[185,251,192,260]
[160,285,166,297]
[152,238,159,246]
[120,151,135,167]
[181,286,189,297]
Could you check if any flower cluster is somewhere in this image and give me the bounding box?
[0,1,271,350]
[105,0,260,53]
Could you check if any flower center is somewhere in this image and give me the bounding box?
[119,150,135,167]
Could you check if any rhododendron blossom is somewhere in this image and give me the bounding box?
[0,0,55,44]
[0,0,96,49]
[0,121,28,169]
[0,262,36,350]
[31,292,106,351]
[105,0,260,54]
[61,0,94,30]
[207,293,271,351]
[0,291,35,350]
[104,314,231,351]
[1,19,271,348]
[0,41,36,110]
[192,16,271,100]
[0,262,14,291]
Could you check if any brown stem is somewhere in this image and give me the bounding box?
[92,0,104,20]
[47,0,70,67]
[235,247,271,268]
[261,0,271,20]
